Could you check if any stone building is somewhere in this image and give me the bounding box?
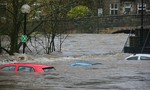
[99,0,150,16]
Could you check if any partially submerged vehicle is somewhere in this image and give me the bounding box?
[0,63,55,75]
[125,54,150,60]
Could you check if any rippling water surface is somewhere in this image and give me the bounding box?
[0,34,150,90]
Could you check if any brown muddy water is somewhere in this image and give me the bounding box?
[0,34,150,90]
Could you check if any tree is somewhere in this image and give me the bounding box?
[9,0,22,55]
[0,0,37,55]
[70,0,98,15]
[67,5,92,18]
[0,0,97,55]
[38,0,71,54]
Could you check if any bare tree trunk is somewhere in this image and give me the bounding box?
[9,0,21,55]
[0,35,2,54]
[48,33,55,54]
[9,27,19,55]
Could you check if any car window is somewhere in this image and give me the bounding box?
[18,66,35,72]
[140,56,150,60]
[126,56,138,60]
[43,67,55,72]
[1,66,16,71]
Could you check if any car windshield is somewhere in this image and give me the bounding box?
[126,56,138,60]
[43,67,55,72]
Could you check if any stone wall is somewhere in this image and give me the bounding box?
[69,15,150,33]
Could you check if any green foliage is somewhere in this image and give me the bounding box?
[67,5,92,18]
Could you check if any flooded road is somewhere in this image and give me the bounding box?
[0,34,150,90]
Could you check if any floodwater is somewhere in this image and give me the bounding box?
[0,34,150,90]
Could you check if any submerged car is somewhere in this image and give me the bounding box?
[125,54,150,60]
[0,63,55,73]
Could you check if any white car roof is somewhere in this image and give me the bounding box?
[133,54,150,57]
[125,53,150,60]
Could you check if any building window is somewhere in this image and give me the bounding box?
[110,3,119,15]
[137,3,146,14]
[124,2,132,14]
[98,8,103,16]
